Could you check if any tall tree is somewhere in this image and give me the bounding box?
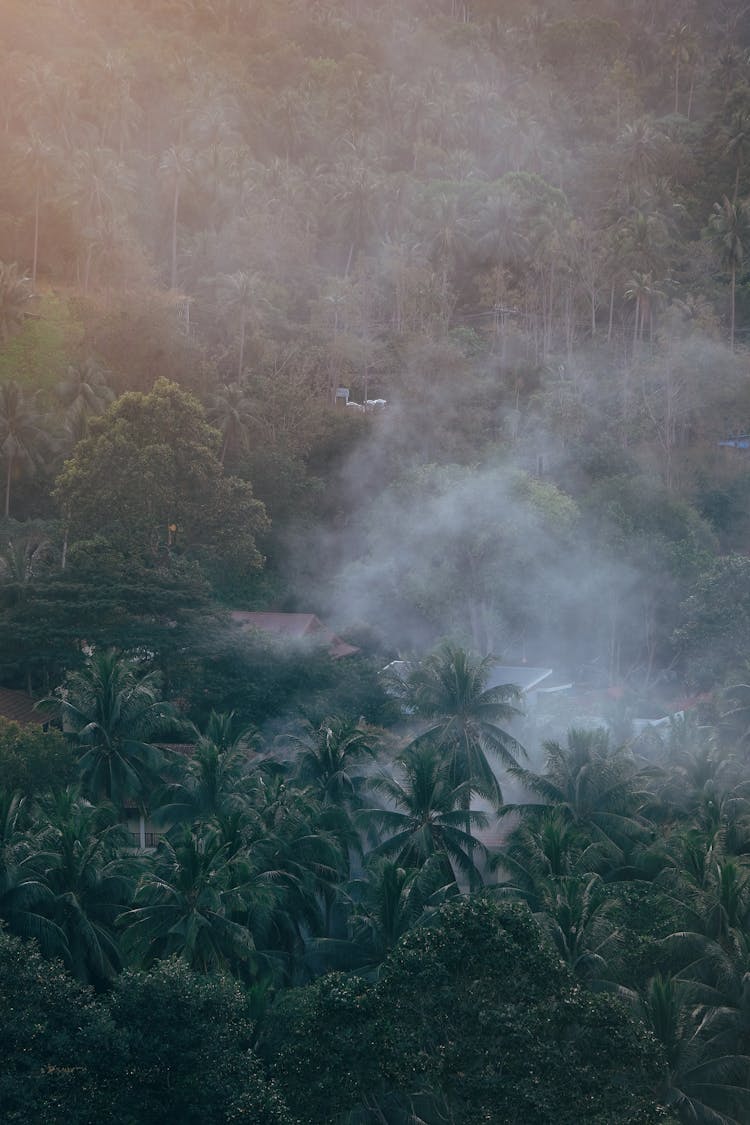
[0,263,31,344]
[205,382,257,467]
[399,642,524,802]
[37,789,136,985]
[363,742,489,888]
[708,195,749,351]
[213,271,264,381]
[120,825,259,975]
[56,358,114,443]
[54,379,269,579]
[46,650,175,807]
[15,133,59,288]
[0,381,48,519]
[159,145,194,290]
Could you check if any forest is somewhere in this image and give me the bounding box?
[4,0,750,1121]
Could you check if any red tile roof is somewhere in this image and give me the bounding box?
[0,688,45,726]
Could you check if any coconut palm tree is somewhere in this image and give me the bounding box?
[0,789,61,956]
[508,728,651,860]
[287,717,378,808]
[213,271,261,380]
[245,780,350,981]
[0,262,32,344]
[708,195,749,351]
[348,854,456,963]
[492,808,599,902]
[723,108,750,204]
[362,742,490,889]
[0,380,49,518]
[200,709,258,755]
[205,381,258,464]
[56,358,114,442]
[119,824,259,975]
[633,973,750,1124]
[159,144,194,290]
[15,133,59,287]
[398,642,524,803]
[152,739,255,829]
[45,651,176,808]
[534,873,622,982]
[37,789,136,985]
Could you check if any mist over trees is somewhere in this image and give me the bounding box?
[4,0,750,1121]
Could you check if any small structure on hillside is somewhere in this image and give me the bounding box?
[230,611,359,658]
[486,665,573,707]
[0,687,49,729]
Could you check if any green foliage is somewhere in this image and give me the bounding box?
[0,718,74,796]
[0,929,294,1125]
[265,897,666,1124]
[0,296,82,391]
[193,631,395,729]
[0,535,219,692]
[108,959,295,1124]
[48,649,178,805]
[676,553,750,684]
[0,927,120,1124]
[54,379,269,585]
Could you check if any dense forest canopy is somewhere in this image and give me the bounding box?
[4,0,750,1122]
[2,0,750,685]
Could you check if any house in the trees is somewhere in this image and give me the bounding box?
[0,687,50,729]
[230,611,359,658]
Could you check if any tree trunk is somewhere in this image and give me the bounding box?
[4,453,12,518]
[728,263,737,351]
[687,69,695,120]
[170,177,180,290]
[237,312,246,380]
[32,181,40,289]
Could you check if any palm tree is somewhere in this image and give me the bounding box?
[332,157,382,271]
[624,270,664,346]
[200,709,258,755]
[213,271,261,380]
[423,191,472,312]
[287,717,377,808]
[399,642,524,803]
[534,873,622,982]
[37,789,136,985]
[245,779,350,980]
[492,808,597,901]
[362,742,490,889]
[159,145,194,290]
[508,728,651,860]
[0,521,54,598]
[667,24,697,116]
[0,262,32,344]
[708,195,749,351]
[205,381,258,464]
[723,108,750,204]
[633,973,750,1123]
[0,789,62,956]
[0,380,48,518]
[119,825,259,975]
[618,119,664,189]
[15,133,59,287]
[56,358,114,442]
[46,651,176,808]
[153,739,254,829]
[348,854,456,964]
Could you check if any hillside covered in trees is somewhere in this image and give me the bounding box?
[4,0,750,1122]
